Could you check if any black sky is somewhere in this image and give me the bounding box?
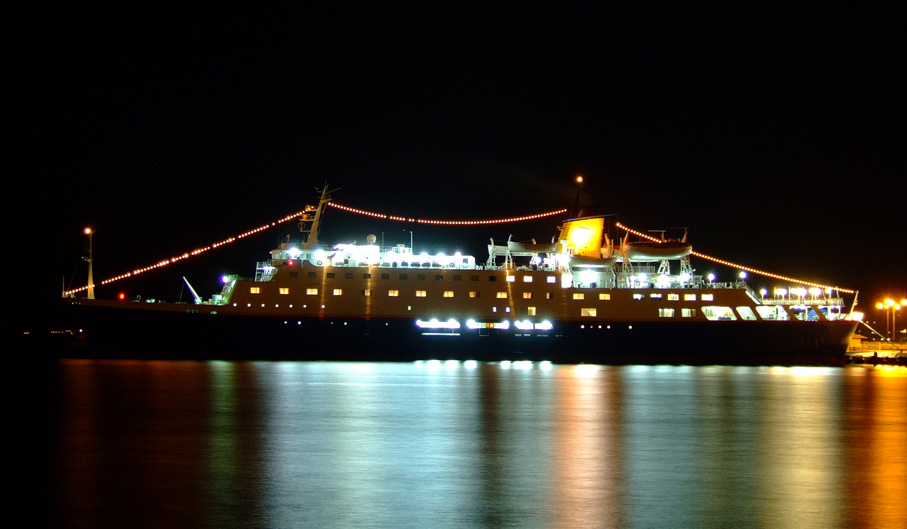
[6,5,906,322]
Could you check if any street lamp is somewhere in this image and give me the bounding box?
[876,298,904,341]
[83,227,95,299]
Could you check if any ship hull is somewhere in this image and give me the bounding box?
[60,300,856,366]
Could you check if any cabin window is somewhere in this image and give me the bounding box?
[326,273,335,279]
[308,272,317,278]
[506,275,516,282]
[381,273,390,280]
[668,294,679,301]
[363,273,371,279]
[702,294,714,301]
[362,289,372,296]
[489,276,497,282]
[682,308,697,317]
[279,288,289,295]
[756,306,789,320]
[443,291,454,298]
[306,288,318,295]
[546,293,554,300]
[454,275,462,281]
[250,287,261,294]
[684,294,697,301]
[523,276,532,283]
[399,273,407,280]
[523,292,533,299]
[736,306,758,320]
[471,275,479,281]
[417,274,426,280]
[289,272,298,278]
[331,289,342,296]
[703,306,736,320]
[599,293,611,300]
[633,294,644,300]
[659,308,675,317]
[581,308,597,317]
[527,307,537,316]
[416,290,427,297]
[434,274,443,281]
[497,292,508,299]
[650,293,662,299]
[469,291,480,298]
[345,273,353,279]
[547,276,556,284]
[573,293,585,300]
[388,290,399,297]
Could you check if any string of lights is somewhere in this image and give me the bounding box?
[615,223,855,294]
[63,205,568,296]
[327,202,569,225]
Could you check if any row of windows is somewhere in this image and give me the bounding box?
[293,271,559,283]
[251,286,712,303]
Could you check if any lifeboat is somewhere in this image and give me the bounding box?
[622,240,693,260]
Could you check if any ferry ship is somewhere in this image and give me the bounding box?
[63,186,859,365]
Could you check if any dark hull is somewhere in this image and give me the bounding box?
[58,301,856,366]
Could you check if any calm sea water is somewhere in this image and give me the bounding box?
[20,359,907,528]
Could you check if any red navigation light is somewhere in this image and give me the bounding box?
[287,260,294,266]
[118,292,126,300]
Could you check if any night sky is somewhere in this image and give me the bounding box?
[7,5,905,328]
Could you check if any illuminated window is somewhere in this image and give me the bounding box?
[523,276,532,283]
[546,293,553,299]
[443,291,454,298]
[703,306,736,320]
[306,288,318,295]
[668,294,680,301]
[333,289,343,296]
[682,308,697,317]
[659,308,675,317]
[362,289,372,296]
[573,293,584,300]
[523,292,532,299]
[581,308,597,317]
[279,288,289,295]
[416,290,427,297]
[527,307,537,316]
[650,293,662,299]
[684,294,697,301]
[736,306,757,320]
[506,276,516,283]
[599,293,611,300]
[633,294,644,300]
[702,294,714,301]
[388,290,399,297]
[497,292,507,299]
[250,287,261,294]
[469,291,479,298]
[547,276,556,284]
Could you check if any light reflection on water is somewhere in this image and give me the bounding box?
[50,361,907,528]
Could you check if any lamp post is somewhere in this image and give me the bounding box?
[876,298,905,341]
[84,227,95,299]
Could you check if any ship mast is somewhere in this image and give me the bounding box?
[299,184,335,249]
